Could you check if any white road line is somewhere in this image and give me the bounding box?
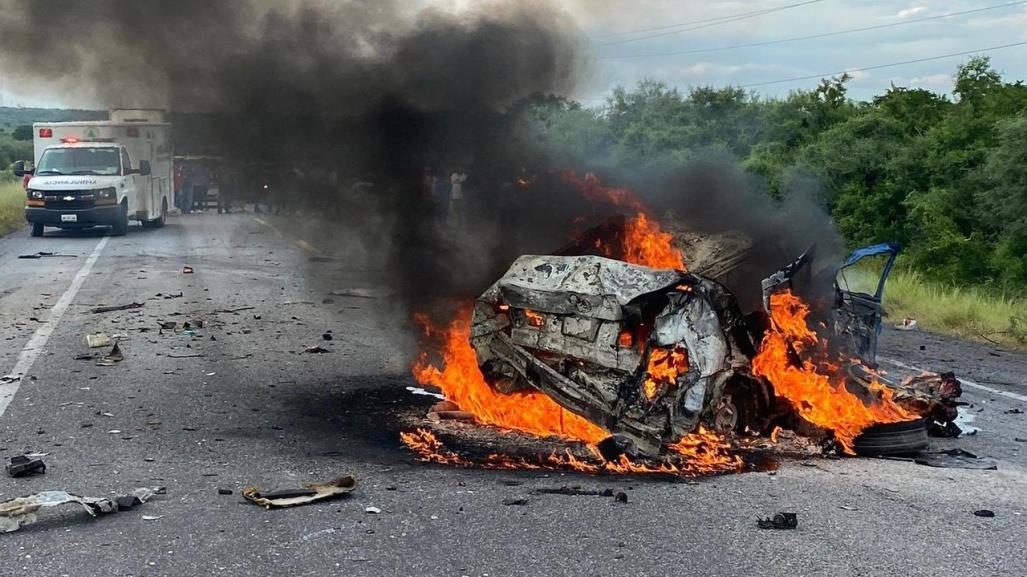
[254,216,322,255]
[879,356,1027,403]
[0,236,110,417]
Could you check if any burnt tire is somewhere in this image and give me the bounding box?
[30,222,44,237]
[853,418,929,456]
[720,375,773,433]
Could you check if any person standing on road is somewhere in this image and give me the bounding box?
[179,164,194,214]
[449,169,467,226]
[219,167,236,214]
[191,163,210,213]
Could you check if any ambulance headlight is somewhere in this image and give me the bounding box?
[97,187,116,200]
[28,189,43,200]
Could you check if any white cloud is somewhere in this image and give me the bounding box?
[844,69,872,81]
[908,73,953,88]
[896,6,927,19]
[675,61,788,77]
[682,62,753,76]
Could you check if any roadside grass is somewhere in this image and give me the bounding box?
[0,180,26,238]
[880,269,1027,350]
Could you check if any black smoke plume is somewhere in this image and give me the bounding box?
[1,0,842,325]
[0,0,596,315]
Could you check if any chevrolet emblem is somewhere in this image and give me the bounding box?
[63,196,76,201]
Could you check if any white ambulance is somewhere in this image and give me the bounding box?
[13,109,173,236]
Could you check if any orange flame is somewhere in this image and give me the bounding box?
[400,428,742,477]
[561,170,684,270]
[752,291,913,453]
[413,311,608,443]
[560,170,645,212]
[641,347,689,400]
[523,309,545,328]
[621,212,685,269]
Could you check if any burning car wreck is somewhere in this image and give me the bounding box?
[468,254,767,458]
[403,170,962,473]
[405,218,963,472]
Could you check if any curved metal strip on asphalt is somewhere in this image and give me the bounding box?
[0,236,110,418]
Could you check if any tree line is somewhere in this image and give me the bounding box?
[518,56,1027,293]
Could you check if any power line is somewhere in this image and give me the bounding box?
[589,1,824,40]
[738,40,1027,87]
[596,0,827,47]
[601,1,1027,59]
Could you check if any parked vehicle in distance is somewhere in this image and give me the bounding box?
[13,109,172,236]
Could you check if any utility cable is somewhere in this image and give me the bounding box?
[596,0,827,47]
[600,1,1027,59]
[738,40,1027,87]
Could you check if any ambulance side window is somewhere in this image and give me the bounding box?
[121,149,132,175]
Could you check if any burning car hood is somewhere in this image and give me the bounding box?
[491,255,684,321]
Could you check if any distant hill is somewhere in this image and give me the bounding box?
[0,106,106,126]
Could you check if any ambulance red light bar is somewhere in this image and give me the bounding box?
[39,128,53,138]
[61,137,80,144]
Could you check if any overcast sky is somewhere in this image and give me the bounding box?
[2,0,1026,109]
[569,0,1027,104]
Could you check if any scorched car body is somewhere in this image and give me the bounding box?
[470,255,769,456]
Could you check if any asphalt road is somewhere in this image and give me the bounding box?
[0,213,1024,577]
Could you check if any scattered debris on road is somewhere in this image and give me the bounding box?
[427,400,475,422]
[973,509,995,518]
[17,252,77,259]
[96,342,124,366]
[91,302,144,314]
[757,512,798,530]
[0,487,163,533]
[183,266,194,274]
[214,306,255,314]
[502,498,528,506]
[242,476,356,509]
[895,318,918,331]
[532,486,618,498]
[406,386,446,400]
[304,346,330,354]
[86,333,112,348]
[364,506,381,514]
[329,288,388,299]
[6,455,46,478]
[893,372,964,436]
[914,448,998,470]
